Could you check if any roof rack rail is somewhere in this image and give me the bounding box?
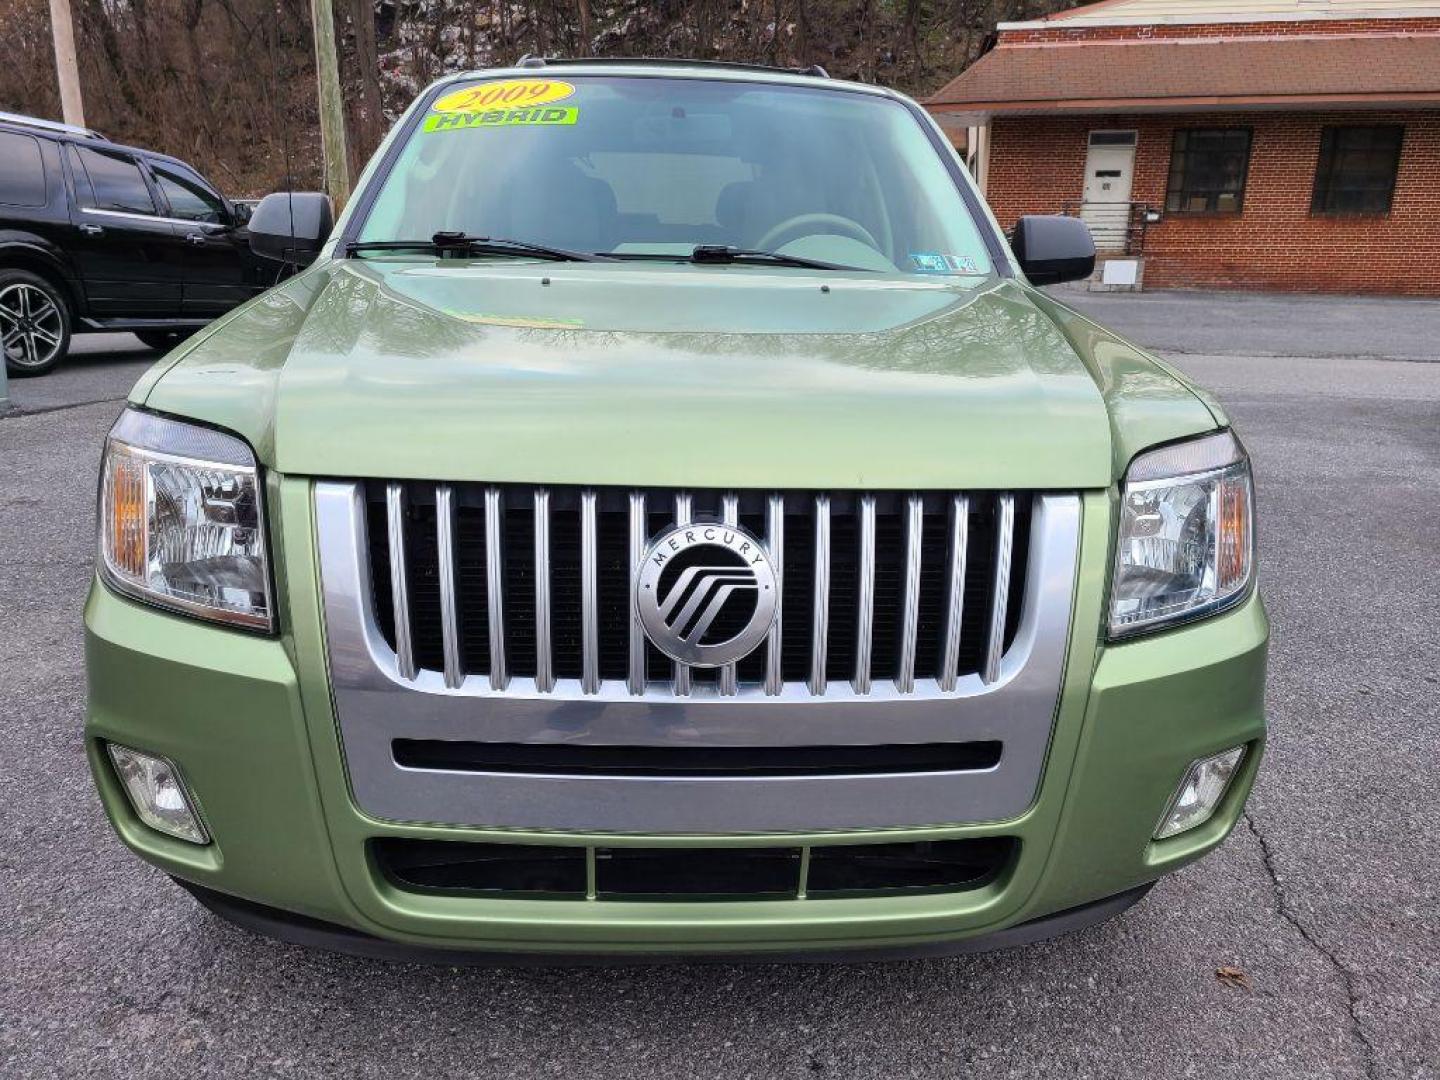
[0,110,104,141]
[509,56,831,78]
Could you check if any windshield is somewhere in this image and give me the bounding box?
[356,75,995,277]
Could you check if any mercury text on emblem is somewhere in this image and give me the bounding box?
[635,520,779,667]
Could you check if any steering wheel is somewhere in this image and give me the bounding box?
[755,213,881,254]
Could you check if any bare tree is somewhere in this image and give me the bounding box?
[349,0,384,170]
[0,0,1082,198]
[576,0,591,52]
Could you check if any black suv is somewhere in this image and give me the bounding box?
[1,111,273,376]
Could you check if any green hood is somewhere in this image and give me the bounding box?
[138,260,1218,489]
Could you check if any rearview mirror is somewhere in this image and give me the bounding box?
[247,191,334,266]
[1010,215,1096,286]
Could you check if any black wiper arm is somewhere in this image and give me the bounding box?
[689,244,873,272]
[346,232,612,262]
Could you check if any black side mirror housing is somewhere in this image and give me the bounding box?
[247,191,334,266]
[1010,215,1096,286]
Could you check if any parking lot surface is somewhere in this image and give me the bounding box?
[3,293,1438,1079]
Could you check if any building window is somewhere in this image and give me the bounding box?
[1311,125,1404,215]
[1165,129,1252,214]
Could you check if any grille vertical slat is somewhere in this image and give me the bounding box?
[717,492,740,697]
[363,483,1037,697]
[627,491,647,695]
[580,490,600,694]
[764,493,785,696]
[938,495,970,693]
[896,495,924,694]
[825,511,858,685]
[533,489,554,693]
[386,482,417,681]
[672,492,693,697]
[809,494,831,696]
[983,494,1016,686]
[484,486,508,690]
[436,484,463,689]
[853,494,877,695]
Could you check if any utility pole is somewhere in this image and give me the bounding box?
[310,0,350,207]
[48,0,85,128]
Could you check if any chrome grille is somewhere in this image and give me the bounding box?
[316,485,1079,832]
[363,484,1032,698]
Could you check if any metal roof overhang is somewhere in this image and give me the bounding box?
[926,91,1440,126]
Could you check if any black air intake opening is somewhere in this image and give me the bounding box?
[373,839,586,897]
[806,837,1016,896]
[393,739,1003,778]
[596,847,802,899]
[371,837,1017,902]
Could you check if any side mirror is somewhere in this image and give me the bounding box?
[247,191,334,266]
[229,199,256,227]
[1010,215,1096,286]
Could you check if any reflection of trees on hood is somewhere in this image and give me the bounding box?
[323,272,1090,384]
[363,291,478,358]
[491,283,1076,381]
[296,268,1170,401]
[295,265,479,361]
[1044,302,1198,401]
[184,282,312,374]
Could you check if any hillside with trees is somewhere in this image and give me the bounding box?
[1,1,1073,197]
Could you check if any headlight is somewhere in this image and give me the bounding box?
[1110,430,1254,638]
[98,409,273,631]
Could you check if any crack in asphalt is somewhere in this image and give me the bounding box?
[0,395,127,419]
[1244,812,1378,1080]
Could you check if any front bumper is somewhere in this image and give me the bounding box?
[84,484,1268,958]
[177,876,1156,965]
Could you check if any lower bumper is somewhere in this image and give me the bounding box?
[177,876,1155,966]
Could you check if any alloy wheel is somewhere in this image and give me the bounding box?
[0,283,65,370]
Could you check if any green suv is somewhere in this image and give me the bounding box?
[85,61,1266,960]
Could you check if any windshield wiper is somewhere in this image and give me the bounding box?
[346,231,612,263]
[688,245,873,272]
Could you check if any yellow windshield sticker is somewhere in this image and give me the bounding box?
[433,79,575,113]
[424,106,578,133]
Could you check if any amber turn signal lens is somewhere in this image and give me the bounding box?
[1217,473,1251,590]
[103,449,147,578]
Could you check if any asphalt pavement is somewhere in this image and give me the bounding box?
[1,332,156,416]
[2,295,1438,1079]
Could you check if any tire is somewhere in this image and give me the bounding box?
[135,329,194,352]
[1,268,72,377]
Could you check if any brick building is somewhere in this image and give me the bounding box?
[926,0,1440,294]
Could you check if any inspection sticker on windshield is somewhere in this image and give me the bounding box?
[911,252,980,274]
[423,107,578,133]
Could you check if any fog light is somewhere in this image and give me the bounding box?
[1155,746,1245,840]
[107,744,209,844]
